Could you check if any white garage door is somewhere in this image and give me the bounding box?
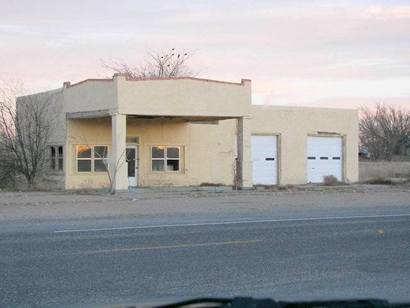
[251,135,278,185]
[307,136,342,183]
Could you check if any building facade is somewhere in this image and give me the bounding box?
[17,75,359,190]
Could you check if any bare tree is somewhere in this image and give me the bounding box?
[102,48,194,79]
[0,141,17,188]
[359,104,410,160]
[0,86,52,188]
[97,147,127,195]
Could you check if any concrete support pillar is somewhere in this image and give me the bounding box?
[237,117,253,188]
[111,113,128,191]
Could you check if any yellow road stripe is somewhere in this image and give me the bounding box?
[74,239,263,255]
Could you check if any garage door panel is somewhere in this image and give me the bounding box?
[307,137,342,183]
[252,136,278,185]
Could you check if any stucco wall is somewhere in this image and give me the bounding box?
[65,117,237,189]
[48,90,66,145]
[17,89,65,145]
[117,76,251,117]
[62,76,251,118]
[65,118,112,189]
[63,80,116,113]
[63,104,359,189]
[250,105,359,184]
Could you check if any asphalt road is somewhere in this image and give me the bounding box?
[1,212,410,307]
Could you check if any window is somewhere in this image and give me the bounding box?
[93,146,108,172]
[49,145,64,172]
[76,145,91,172]
[76,145,108,173]
[50,147,56,170]
[151,146,180,172]
[58,146,63,170]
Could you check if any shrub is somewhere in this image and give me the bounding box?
[323,175,339,186]
[199,182,224,187]
[365,177,394,185]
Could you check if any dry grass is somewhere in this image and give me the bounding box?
[364,177,395,185]
[359,161,410,182]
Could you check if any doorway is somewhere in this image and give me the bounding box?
[126,146,138,187]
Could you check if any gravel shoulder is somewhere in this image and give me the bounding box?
[0,184,409,223]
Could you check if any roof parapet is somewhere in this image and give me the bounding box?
[62,75,250,89]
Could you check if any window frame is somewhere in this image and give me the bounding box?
[93,145,109,172]
[49,145,64,173]
[57,146,64,171]
[75,145,109,173]
[151,146,181,173]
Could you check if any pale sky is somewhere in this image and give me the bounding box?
[1,0,409,108]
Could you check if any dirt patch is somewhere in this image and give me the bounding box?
[0,189,409,225]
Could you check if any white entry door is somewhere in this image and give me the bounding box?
[126,146,138,187]
[251,135,278,185]
[307,136,342,183]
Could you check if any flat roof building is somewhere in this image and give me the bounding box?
[17,74,358,190]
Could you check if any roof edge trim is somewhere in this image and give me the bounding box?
[64,75,251,88]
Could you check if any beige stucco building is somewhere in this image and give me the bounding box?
[17,74,358,190]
